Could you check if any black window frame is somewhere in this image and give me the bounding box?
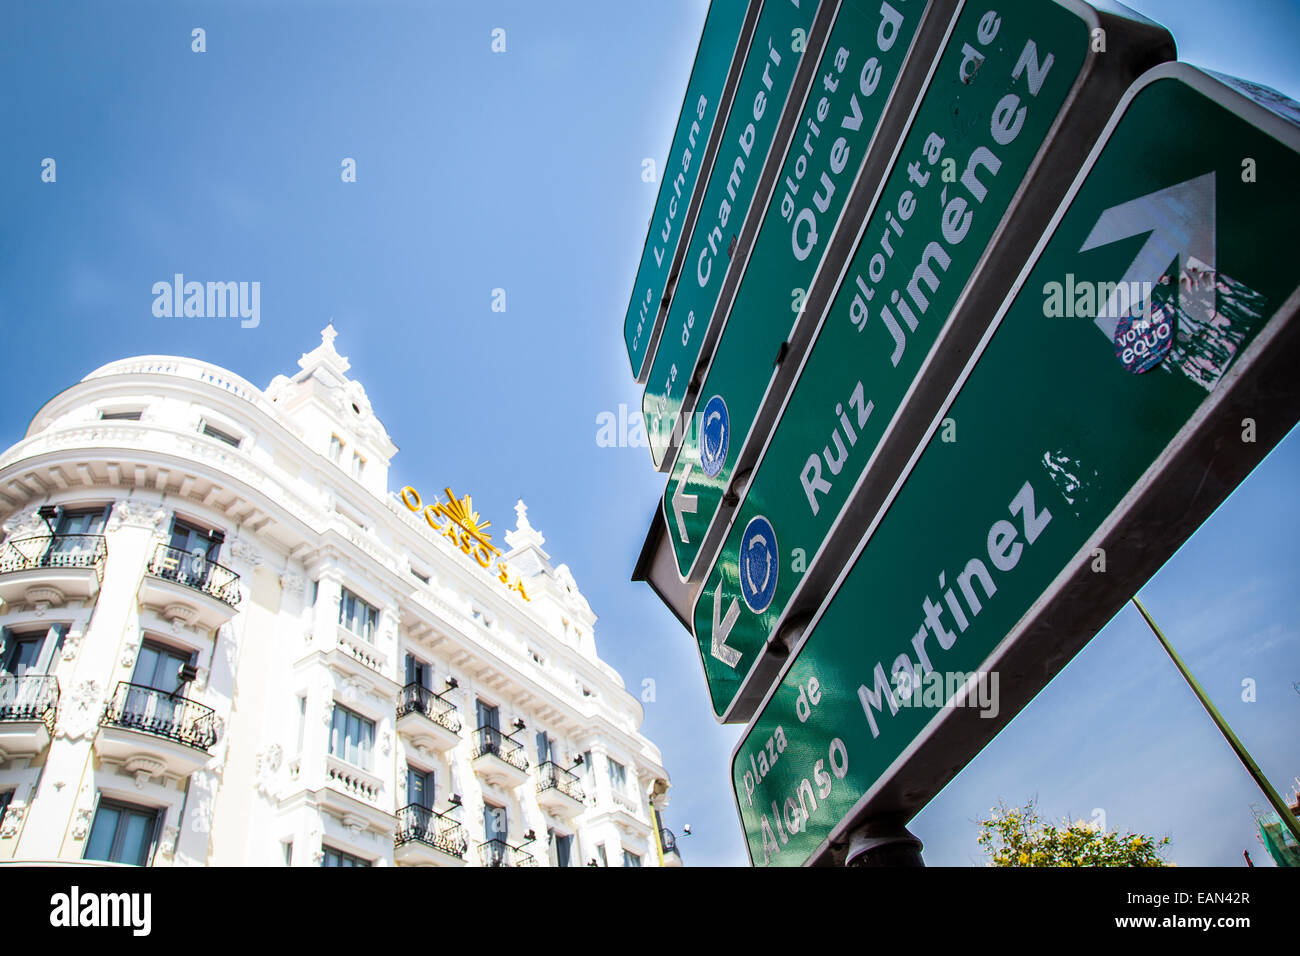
[82,796,162,867]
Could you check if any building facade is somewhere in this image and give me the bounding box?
[0,326,681,867]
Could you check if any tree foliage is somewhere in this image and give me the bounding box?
[977,799,1171,867]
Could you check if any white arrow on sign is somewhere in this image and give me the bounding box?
[710,579,741,668]
[1079,171,1217,340]
[672,463,699,544]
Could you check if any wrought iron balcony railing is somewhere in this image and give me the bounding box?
[536,760,585,802]
[0,674,59,731]
[101,681,218,752]
[0,533,107,580]
[395,804,468,859]
[477,838,536,868]
[397,683,462,735]
[659,828,679,855]
[471,725,528,772]
[146,544,241,608]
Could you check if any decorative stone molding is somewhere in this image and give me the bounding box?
[255,744,283,797]
[56,680,103,741]
[159,825,179,856]
[2,508,43,537]
[70,807,93,841]
[107,500,168,533]
[0,802,24,838]
[341,676,362,704]
[279,572,304,595]
[228,537,263,568]
[25,586,63,609]
[61,630,83,662]
[162,603,199,627]
[124,754,167,788]
[120,637,140,670]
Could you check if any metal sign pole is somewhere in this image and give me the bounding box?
[1132,595,1300,847]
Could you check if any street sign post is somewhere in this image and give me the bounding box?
[641,0,830,470]
[623,0,757,384]
[731,62,1300,866]
[691,0,1173,722]
[662,0,961,578]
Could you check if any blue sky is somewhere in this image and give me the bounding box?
[0,0,1296,867]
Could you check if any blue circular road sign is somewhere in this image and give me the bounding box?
[738,515,778,614]
[699,395,729,478]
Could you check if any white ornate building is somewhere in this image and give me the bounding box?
[0,326,681,867]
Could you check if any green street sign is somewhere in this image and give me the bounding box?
[623,0,755,384]
[732,63,1300,866]
[662,0,959,579]
[691,0,1172,721]
[641,0,824,469]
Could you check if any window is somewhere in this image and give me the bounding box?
[123,640,194,732]
[295,696,306,753]
[199,420,241,448]
[595,843,608,867]
[131,640,193,693]
[329,704,375,770]
[0,792,12,831]
[283,841,293,866]
[351,452,365,479]
[321,845,370,867]
[338,588,378,641]
[552,830,574,868]
[54,506,110,538]
[410,568,429,585]
[476,699,499,731]
[1,624,68,682]
[329,434,343,463]
[100,409,142,421]
[168,518,222,560]
[405,654,430,689]
[608,758,628,795]
[83,798,159,866]
[2,630,45,676]
[471,606,493,628]
[407,765,434,808]
[535,730,553,765]
[623,849,642,868]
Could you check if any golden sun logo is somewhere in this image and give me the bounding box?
[435,490,493,546]
[399,485,529,602]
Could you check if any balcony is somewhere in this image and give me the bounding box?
[470,726,529,789]
[396,683,461,754]
[0,674,59,765]
[96,682,218,782]
[139,544,240,632]
[477,838,536,868]
[536,761,586,819]
[394,804,468,867]
[0,534,106,608]
[659,828,683,867]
